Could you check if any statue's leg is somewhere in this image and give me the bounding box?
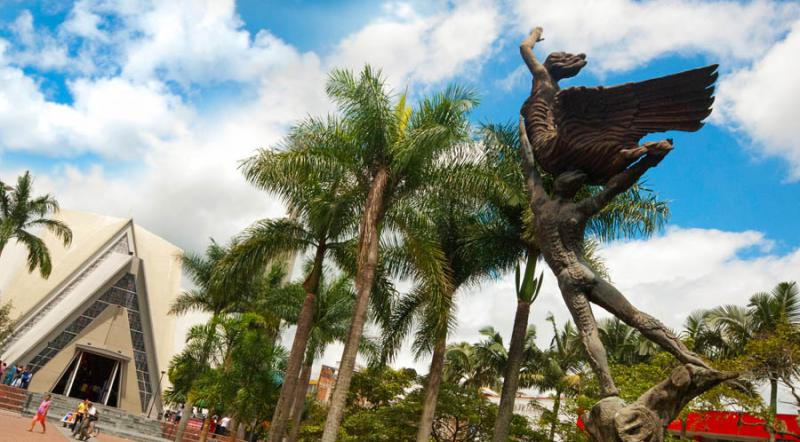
[558,272,619,397]
[589,279,710,368]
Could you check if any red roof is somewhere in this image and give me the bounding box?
[578,410,800,441]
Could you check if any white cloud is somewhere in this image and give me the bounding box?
[332,0,501,86]
[117,0,285,85]
[512,0,800,74]
[716,21,800,179]
[4,10,73,71]
[0,61,189,158]
[0,44,330,253]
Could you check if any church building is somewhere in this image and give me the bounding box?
[0,210,182,414]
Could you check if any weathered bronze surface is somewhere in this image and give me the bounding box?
[520,27,717,184]
[518,27,734,441]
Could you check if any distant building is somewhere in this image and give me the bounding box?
[481,389,560,423]
[0,210,182,414]
[316,365,337,403]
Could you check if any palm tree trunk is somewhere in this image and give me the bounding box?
[320,167,389,442]
[492,299,531,442]
[547,389,562,442]
[228,418,239,442]
[177,315,220,442]
[416,332,448,442]
[287,358,314,442]
[768,376,778,442]
[267,292,317,441]
[174,397,194,442]
[199,416,210,442]
[268,245,325,442]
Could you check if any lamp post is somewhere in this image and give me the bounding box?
[147,370,166,419]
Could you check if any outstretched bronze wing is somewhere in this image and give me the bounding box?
[548,64,718,183]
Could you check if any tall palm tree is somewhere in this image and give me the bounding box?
[316,66,478,442]
[0,171,72,278]
[382,195,513,442]
[169,240,243,442]
[473,123,669,442]
[286,272,355,442]
[232,115,363,442]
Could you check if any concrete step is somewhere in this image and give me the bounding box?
[24,391,168,440]
[0,384,27,412]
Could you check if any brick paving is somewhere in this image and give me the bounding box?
[0,410,144,442]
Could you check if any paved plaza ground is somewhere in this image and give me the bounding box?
[0,410,134,442]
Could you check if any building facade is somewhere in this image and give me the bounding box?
[0,210,182,415]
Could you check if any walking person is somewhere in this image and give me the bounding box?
[27,394,52,434]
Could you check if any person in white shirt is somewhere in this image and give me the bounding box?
[219,417,231,436]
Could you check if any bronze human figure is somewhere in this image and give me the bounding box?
[517,27,734,441]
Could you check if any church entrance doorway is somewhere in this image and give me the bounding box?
[53,350,122,407]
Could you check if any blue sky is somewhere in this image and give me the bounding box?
[1,1,800,404]
[1,0,798,253]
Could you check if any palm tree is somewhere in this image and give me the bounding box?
[705,282,800,442]
[535,314,586,442]
[316,66,478,442]
[0,171,72,278]
[381,194,513,442]
[473,123,669,442]
[169,240,243,442]
[233,115,363,442]
[747,282,800,441]
[598,317,659,365]
[444,326,540,393]
[286,272,355,442]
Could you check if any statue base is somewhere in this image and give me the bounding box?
[583,364,738,442]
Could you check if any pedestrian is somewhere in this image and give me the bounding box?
[4,363,17,385]
[209,415,217,436]
[20,366,32,389]
[71,398,90,433]
[219,416,230,436]
[76,402,99,439]
[11,365,24,387]
[27,393,52,434]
